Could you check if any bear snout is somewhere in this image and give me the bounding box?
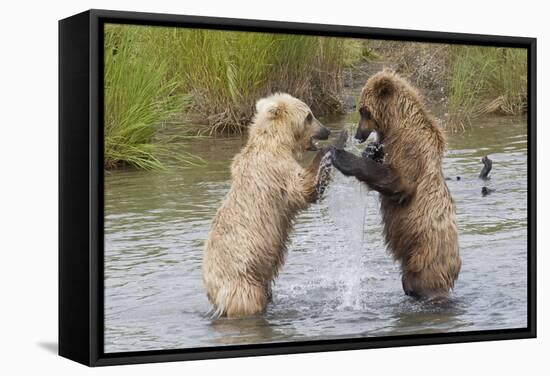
[315,125,331,140]
[354,126,372,143]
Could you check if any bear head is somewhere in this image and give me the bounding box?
[355,70,423,143]
[253,93,330,153]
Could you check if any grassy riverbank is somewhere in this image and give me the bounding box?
[104,26,192,170]
[447,46,527,129]
[104,24,362,169]
[367,41,527,130]
[104,24,527,169]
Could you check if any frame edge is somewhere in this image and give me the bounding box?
[59,10,93,367]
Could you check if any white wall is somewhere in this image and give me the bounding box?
[1,0,546,374]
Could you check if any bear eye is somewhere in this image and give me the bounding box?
[306,113,313,123]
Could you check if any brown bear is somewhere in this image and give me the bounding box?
[332,70,461,300]
[203,93,334,317]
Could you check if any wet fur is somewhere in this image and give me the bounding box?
[203,93,328,317]
[333,71,461,300]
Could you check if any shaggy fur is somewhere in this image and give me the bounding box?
[333,71,461,300]
[203,93,329,317]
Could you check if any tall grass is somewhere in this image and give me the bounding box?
[139,27,351,133]
[105,25,529,170]
[366,41,527,130]
[448,46,527,129]
[104,25,193,169]
[104,25,354,169]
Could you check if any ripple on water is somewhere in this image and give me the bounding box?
[104,117,528,352]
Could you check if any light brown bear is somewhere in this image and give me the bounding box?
[203,93,334,317]
[332,70,461,300]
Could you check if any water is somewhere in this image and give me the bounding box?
[104,115,528,353]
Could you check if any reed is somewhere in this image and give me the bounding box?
[138,27,351,133]
[104,25,194,169]
[448,46,527,130]
[366,41,527,130]
[103,25,368,169]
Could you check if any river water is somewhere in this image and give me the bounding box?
[104,115,528,353]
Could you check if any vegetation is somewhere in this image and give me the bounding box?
[447,46,527,129]
[367,41,527,130]
[104,25,193,169]
[140,27,355,133]
[104,25,356,168]
[104,24,527,170]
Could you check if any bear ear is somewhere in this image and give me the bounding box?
[372,76,395,99]
[255,97,271,114]
[255,96,287,119]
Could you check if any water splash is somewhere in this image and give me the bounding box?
[326,172,369,309]
[313,130,371,310]
[104,117,528,352]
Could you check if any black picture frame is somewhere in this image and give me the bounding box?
[59,9,537,367]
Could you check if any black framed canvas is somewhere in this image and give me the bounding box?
[59,9,536,366]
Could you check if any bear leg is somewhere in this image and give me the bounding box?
[402,272,450,301]
[401,255,461,302]
[211,282,270,318]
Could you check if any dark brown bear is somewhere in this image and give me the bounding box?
[332,70,461,300]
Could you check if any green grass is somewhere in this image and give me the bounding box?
[106,26,528,168]
[104,25,354,169]
[366,41,527,130]
[141,27,352,133]
[104,25,194,170]
[448,46,527,130]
